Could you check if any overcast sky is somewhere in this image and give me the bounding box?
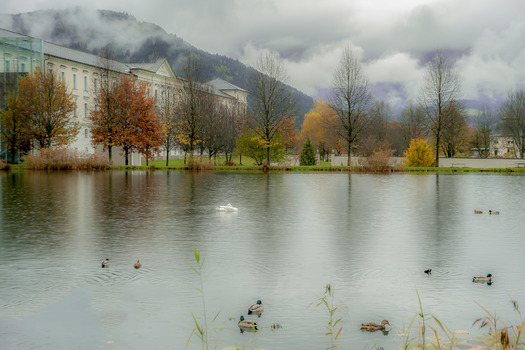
[2,0,525,109]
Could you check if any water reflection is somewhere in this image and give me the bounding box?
[1,171,525,349]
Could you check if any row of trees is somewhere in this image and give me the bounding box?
[300,48,525,165]
[3,46,524,167]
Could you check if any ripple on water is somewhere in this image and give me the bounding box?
[84,268,142,286]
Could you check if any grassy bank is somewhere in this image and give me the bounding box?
[4,153,525,173]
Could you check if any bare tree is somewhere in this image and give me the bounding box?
[470,105,494,158]
[399,100,427,149]
[418,50,463,166]
[175,55,209,161]
[247,50,296,164]
[439,104,469,157]
[498,90,525,158]
[328,46,374,165]
[157,78,179,165]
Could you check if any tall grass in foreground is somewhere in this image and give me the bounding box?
[403,289,454,349]
[310,283,343,350]
[472,297,525,350]
[186,248,222,350]
[22,148,109,170]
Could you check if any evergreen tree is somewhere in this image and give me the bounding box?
[300,137,316,166]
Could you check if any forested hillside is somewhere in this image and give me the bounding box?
[0,8,314,126]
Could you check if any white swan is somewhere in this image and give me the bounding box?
[217,203,238,212]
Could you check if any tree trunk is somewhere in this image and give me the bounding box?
[125,149,129,166]
[434,134,440,167]
[10,147,16,164]
[347,143,352,166]
[266,146,270,165]
[108,146,113,163]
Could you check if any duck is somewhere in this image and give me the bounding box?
[474,210,483,214]
[238,316,257,333]
[101,258,110,268]
[360,320,390,331]
[489,210,500,215]
[472,273,493,283]
[248,300,264,316]
[424,269,432,275]
[133,260,142,269]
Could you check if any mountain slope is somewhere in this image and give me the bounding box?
[0,7,313,126]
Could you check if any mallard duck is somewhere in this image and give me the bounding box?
[424,269,432,274]
[238,316,257,333]
[489,210,500,215]
[473,273,493,283]
[101,258,110,268]
[133,260,142,269]
[360,320,390,331]
[248,300,264,316]
[474,210,483,214]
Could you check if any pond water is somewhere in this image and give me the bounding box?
[1,171,525,350]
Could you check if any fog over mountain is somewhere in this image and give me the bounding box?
[0,8,315,124]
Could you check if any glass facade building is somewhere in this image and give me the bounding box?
[0,35,43,161]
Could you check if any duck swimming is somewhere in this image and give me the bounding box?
[489,210,500,215]
[424,269,432,274]
[248,300,264,316]
[474,210,483,214]
[473,273,493,283]
[360,320,390,331]
[101,258,110,268]
[133,260,142,269]
[238,316,257,333]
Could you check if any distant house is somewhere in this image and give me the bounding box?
[0,27,247,165]
[490,135,519,158]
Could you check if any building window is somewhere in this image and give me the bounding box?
[84,76,88,91]
[73,74,77,90]
[20,62,26,73]
[84,103,88,118]
[74,107,77,118]
[61,72,65,82]
[85,129,88,138]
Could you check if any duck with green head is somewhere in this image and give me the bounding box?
[238,316,257,333]
[248,300,264,316]
[473,273,493,283]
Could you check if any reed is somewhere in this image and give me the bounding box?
[22,148,108,170]
[403,289,454,349]
[311,283,343,350]
[472,297,525,350]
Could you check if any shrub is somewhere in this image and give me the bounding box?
[0,160,11,170]
[404,138,435,167]
[300,137,317,166]
[185,159,214,171]
[366,148,394,171]
[22,148,109,170]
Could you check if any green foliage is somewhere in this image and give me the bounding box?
[236,130,287,166]
[300,137,317,166]
[404,138,435,167]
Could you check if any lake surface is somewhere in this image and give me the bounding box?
[1,171,525,350]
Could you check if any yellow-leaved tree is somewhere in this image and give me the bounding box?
[404,138,434,167]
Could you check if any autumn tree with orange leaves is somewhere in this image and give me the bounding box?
[301,99,341,161]
[90,74,164,165]
[18,70,79,149]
